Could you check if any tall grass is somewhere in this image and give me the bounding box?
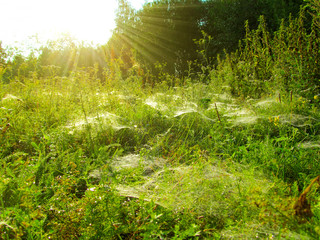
[1,4,320,239]
[1,69,320,238]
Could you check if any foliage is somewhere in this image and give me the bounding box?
[0,42,6,68]
[114,0,204,76]
[113,0,304,78]
[37,35,107,79]
[1,35,108,84]
[306,0,320,29]
[1,0,320,238]
[1,65,320,238]
[209,7,320,100]
[0,0,306,84]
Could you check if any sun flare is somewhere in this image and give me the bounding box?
[0,0,119,46]
[41,0,118,44]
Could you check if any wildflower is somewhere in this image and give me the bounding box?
[314,95,318,100]
[274,116,279,126]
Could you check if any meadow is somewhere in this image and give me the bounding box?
[1,3,320,239]
[1,67,320,239]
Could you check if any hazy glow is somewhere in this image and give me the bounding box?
[0,0,149,47]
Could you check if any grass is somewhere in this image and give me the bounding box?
[0,73,320,239]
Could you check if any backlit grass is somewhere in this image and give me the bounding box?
[1,73,319,239]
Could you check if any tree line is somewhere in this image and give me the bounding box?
[0,0,305,85]
[111,0,304,76]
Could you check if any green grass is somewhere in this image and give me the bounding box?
[0,74,320,239]
[1,5,320,239]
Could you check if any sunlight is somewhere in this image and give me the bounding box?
[33,0,117,44]
[0,0,150,47]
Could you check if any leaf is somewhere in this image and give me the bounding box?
[31,142,39,151]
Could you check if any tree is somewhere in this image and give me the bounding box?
[0,42,6,67]
[113,0,305,80]
[114,0,204,76]
[201,0,304,59]
[0,42,7,82]
[37,34,107,78]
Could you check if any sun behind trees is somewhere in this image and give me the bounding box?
[1,0,304,88]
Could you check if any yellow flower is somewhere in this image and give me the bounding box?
[274,116,279,126]
[314,95,318,100]
[269,116,279,126]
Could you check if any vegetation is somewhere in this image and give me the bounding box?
[1,0,320,239]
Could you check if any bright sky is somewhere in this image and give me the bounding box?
[0,0,150,49]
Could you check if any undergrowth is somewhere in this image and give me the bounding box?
[1,73,320,239]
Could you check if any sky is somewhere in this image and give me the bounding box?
[0,0,151,49]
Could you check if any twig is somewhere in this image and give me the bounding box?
[279,93,281,103]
